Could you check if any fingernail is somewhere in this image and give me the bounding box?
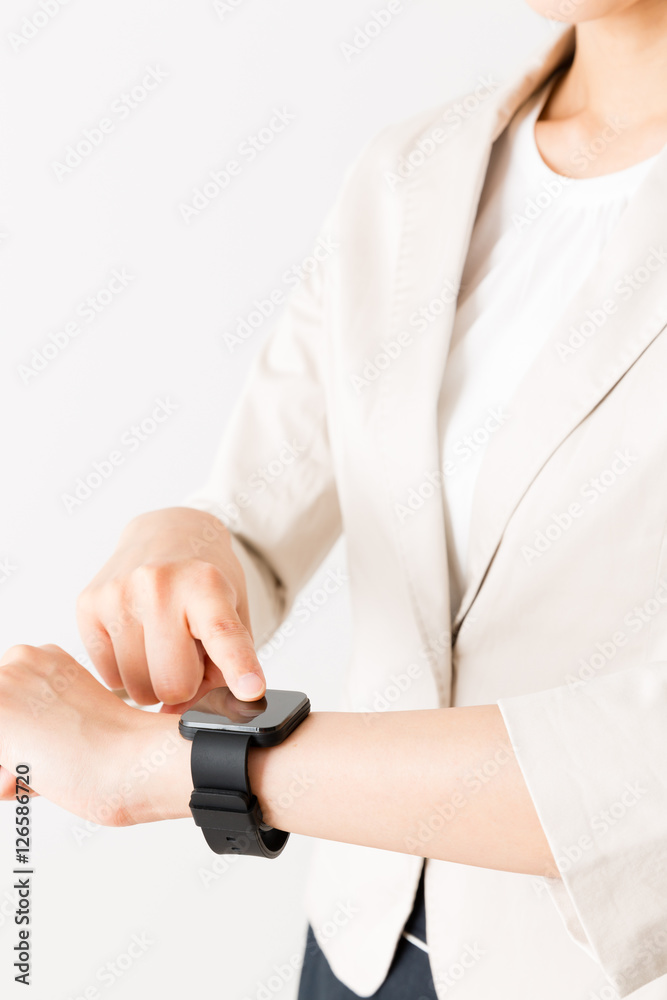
[237,673,265,699]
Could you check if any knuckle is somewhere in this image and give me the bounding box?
[131,563,159,587]
[77,580,124,619]
[0,646,61,687]
[82,623,112,654]
[39,642,66,656]
[75,587,95,616]
[204,617,249,644]
[1,643,39,667]
[87,575,129,610]
[153,675,196,706]
[190,560,236,599]
[131,563,173,604]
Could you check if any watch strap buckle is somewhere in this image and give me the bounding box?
[189,788,264,833]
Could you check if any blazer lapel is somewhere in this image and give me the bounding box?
[453,149,667,634]
[378,28,577,696]
[452,116,667,638]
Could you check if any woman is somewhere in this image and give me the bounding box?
[3,1,667,996]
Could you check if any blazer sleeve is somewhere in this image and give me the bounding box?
[497,657,667,997]
[180,156,366,648]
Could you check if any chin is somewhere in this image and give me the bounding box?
[524,0,639,23]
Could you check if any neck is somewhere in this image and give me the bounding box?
[558,1,667,122]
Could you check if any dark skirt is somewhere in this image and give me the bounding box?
[297,865,437,999]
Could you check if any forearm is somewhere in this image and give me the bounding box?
[0,644,557,879]
[246,706,557,877]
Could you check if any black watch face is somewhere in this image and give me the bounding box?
[179,687,309,740]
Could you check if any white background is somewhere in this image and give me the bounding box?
[0,2,553,998]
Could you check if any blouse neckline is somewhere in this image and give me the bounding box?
[516,73,662,206]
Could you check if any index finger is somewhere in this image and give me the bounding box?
[185,593,266,702]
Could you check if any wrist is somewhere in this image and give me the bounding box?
[122,713,193,825]
[125,698,315,834]
[247,712,318,831]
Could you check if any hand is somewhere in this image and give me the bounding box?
[0,644,192,825]
[76,507,267,713]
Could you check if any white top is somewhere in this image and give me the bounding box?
[439,72,660,621]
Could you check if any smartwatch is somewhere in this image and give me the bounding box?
[179,687,310,859]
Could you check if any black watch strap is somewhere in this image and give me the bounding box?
[189,729,289,859]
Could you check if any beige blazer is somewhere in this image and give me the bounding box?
[184,25,667,999]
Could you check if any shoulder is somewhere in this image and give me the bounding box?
[376,75,502,159]
[337,75,503,199]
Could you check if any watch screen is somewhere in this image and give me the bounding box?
[180,687,309,734]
